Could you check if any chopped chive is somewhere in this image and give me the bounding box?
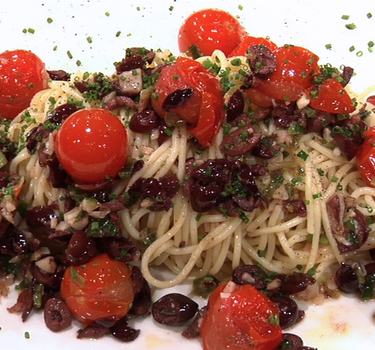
[297,150,309,161]
[105,11,110,16]
[76,60,82,66]
[47,17,53,23]
[331,176,339,183]
[367,13,373,19]
[325,43,332,50]
[27,28,35,34]
[86,36,93,44]
[53,45,58,51]
[307,267,316,277]
[230,58,242,66]
[349,45,355,52]
[313,193,322,199]
[356,51,363,57]
[369,41,375,48]
[238,5,244,10]
[164,128,173,136]
[116,31,121,37]
[24,331,30,339]
[345,23,357,30]
[341,15,350,20]
[169,6,174,11]
[67,50,73,59]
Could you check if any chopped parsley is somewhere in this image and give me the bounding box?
[345,23,357,30]
[297,150,309,161]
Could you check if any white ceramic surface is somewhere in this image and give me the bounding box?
[1,1,375,349]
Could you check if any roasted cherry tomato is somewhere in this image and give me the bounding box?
[308,78,355,114]
[367,95,375,106]
[152,56,224,147]
[61,253,134,324]
[228,35,278,57]
[178,9,247,57]
[0,49,48,119]
[200,282,282,350]
[55,108,128,184]
[250,45,320,103]
[245,88,274,108]
[356,126,375,186]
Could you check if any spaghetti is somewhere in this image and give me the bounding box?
[3,49,375,290]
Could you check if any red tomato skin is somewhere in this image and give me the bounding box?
[178,9,247,56]
[61,253,134,324]
[0,49,48,119]
[356,128,375,186]
[367,96,375,106]
[228,36,278,57]
[152,63,202,124]
[245,88,274,108]
[201,283,282,350]
[55,108,128,184]
[308,78,355,114]
[254,46,320,102]
[152,57,224,147]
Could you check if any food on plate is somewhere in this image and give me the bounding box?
[0,6,375,349]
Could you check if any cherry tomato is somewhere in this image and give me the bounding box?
[251,45,320,103]
[367,95,375,106]
[61,253,134,324]
[0,49,48,119]
[55,108,128,184]
[178,9,247,56]
[228,35,278,57]
[356,126,375,186]
[200,282,282,350]
[245,88,274,108]
[152,56,224,147]
[308,78,355,114]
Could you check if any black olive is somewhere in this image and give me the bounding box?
[232,264,268,290]
[129,109,160,133]
[152,293,198,326]
[335,262,359,294]
[271,296,304,329]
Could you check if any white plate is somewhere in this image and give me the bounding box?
[1,1,375,349]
